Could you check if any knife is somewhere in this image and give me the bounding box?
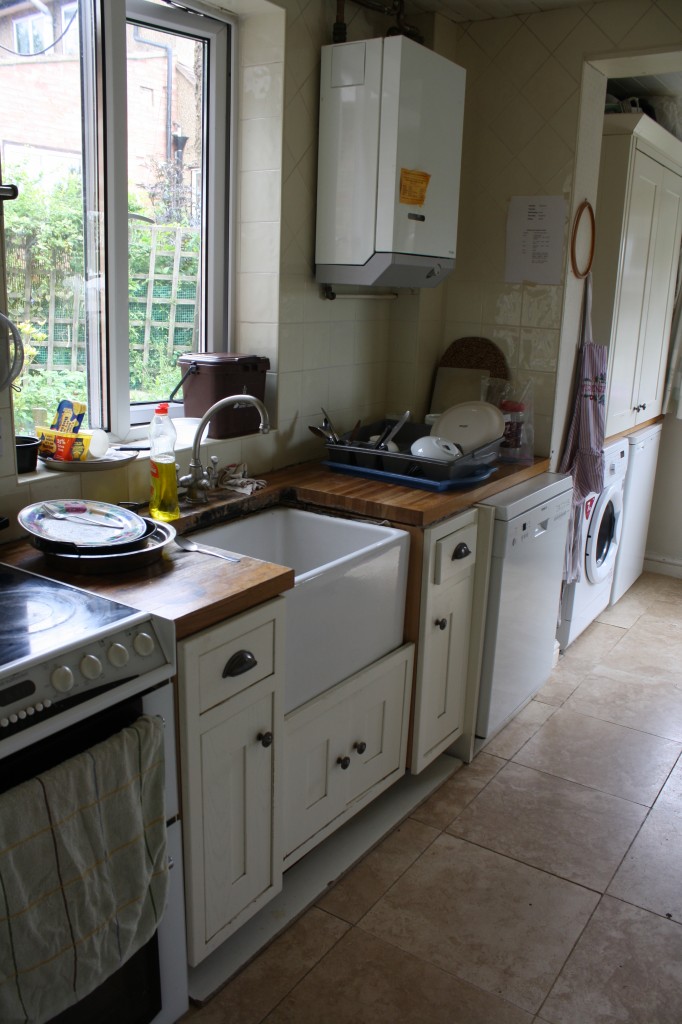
[377,410,411,450]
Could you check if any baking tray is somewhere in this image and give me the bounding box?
[324,420,502,483]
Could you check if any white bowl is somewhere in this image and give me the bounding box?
[410,436,462,461]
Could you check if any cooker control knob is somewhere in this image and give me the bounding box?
[107,643,130,668]
[133,632,155,657]
[51,665,74,693]
[80,654,103,680]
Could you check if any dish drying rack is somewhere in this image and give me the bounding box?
[322,420,503,491]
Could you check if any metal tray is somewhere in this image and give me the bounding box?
[324,420,502,483]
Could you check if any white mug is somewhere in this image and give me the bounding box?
[410,436,462,461]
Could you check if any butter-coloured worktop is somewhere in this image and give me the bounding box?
[0,457,548,635]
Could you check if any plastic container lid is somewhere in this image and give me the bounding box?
[155,402,169,414]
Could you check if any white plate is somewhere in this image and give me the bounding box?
[431,401,505,454]
[18,500,148,548]
[39,451,138,472]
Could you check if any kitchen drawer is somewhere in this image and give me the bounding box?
[433,521,477,585]
[179,602,279,715]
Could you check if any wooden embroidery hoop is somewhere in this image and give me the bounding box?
[570,199,595,278]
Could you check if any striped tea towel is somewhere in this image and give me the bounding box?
[0,714,168,1024]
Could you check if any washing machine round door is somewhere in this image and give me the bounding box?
[585,482,623,583]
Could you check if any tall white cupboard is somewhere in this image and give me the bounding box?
[591,114,682,438]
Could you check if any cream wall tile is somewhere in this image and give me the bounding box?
[445,280,483,324]
[278,275,306,324]
[278,324,304,371]
[240,169,281,222]
[481,284,523,327]
[239,221,280,273]
[301,367,329,414]
[494,24,549,90]
[238,272,280,322]
[276,369,302,421]
[516,370,557,417]
[303,322,330,368]
[521,285,564,329]
[240,12,285,66]
[328,364,359,410]
[240,117,282,171]
[329,321,356,366]
[481,325,520,371]
[240,62,284,120]
[519,327,560,371]
[237,322,278,371]
[524,6,584,52]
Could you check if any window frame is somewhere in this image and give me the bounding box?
[102,0,234,439]
[13,12,54,56]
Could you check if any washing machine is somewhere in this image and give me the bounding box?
[609,422,662,606]
[556,437,629,650]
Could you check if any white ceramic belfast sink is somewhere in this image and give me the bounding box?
[191,507,409,712]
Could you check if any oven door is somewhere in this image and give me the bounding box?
[0,682,188,1024]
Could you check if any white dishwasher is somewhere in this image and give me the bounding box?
[475,473,572,743]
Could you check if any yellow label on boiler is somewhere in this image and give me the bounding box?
[399,169,431,206]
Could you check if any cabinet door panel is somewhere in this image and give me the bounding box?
[412,571,473,772]
[636,166,682,420]
[605,150,659,436]
[283,701,347,859]
[347,649,411,803]
[201,691,275,944]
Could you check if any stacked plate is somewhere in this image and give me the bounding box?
[18,499,175,574]
[430,401,505,455]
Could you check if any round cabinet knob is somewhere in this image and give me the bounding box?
[337,755,351,770]
[133,632,155,657]
[353,741,367,755]
[435,618,448,631]
[51,665,74,693]
[257,731,273,748]
[107,643,130,668]
[80,654,103,680]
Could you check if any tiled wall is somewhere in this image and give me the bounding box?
[2,0,682,540]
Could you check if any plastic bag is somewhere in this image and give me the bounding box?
[484,378,534,464]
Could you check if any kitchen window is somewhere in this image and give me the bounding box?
[13,12,54,56]
[0,0,233,440]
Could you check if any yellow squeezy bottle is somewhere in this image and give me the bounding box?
[149,402,180,521]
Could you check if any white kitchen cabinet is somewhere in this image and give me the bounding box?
[178,597,285,966]
[282,643,414,866]
[592,114,682,438]
[409,506,493,773]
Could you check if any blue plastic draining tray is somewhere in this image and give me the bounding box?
[322,461,498,492]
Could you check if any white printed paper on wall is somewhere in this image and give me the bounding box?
[505,196,567,285]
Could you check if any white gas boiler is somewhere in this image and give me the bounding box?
[315,35,466,289]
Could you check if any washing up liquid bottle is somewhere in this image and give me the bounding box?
[149,402,180,521]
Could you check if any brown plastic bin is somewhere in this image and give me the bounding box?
[177,353,270,439]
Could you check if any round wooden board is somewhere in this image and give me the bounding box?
[439,337,510,380]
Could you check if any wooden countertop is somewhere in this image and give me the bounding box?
[0,456,549,637]
[0,542,295,640]
[258,457,551,528]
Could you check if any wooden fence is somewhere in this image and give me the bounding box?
[6,223,200,371]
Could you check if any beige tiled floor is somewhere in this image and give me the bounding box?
[184,572,682,1023]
